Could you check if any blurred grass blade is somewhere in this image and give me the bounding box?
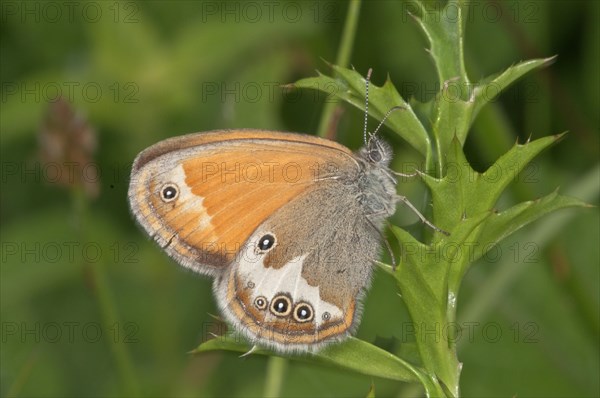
[317,0,362,138]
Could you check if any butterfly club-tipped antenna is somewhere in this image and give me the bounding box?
[372,105,406,138]
[363,68,374,146]
[362,69,406,146]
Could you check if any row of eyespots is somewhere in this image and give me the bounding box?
[254,294,321,323]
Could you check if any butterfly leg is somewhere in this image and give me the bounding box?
[396,195,450,236]
[390,169,419,178]
[363,216,397,269]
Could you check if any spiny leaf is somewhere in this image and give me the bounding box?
[433,57,557,151]
[390,223,474,394]
[478,133,566,205]
[404,0,472,173]
[423,134,565,228]
[420,136,474,228]
[473,191,592,263]
[473,56,557,120]
[291,66,430,155]
[391,226,442,308]
[441,211,493,291]
[405,0,469,88]
[431,93,474,160]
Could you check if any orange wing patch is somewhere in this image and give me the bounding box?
[181,142,346,259]
[129,130,358,272]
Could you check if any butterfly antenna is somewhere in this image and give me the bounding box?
[363,68,373,145]
[372,105,406,137]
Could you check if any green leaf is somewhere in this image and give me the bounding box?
[404,0,471,172]
[391,226,444,311]
[421,135,474,228]
[432,58,556,168]
[472,57,557,122]
[419,134,584,288]
[403,1,556,174]
[390,211,490,396]
[473,191,592,263]
[193,334,422,383]
[391,133,587,395]
[475,134,566,213]
[291,66,431,156]
[422,134,566,231]
[430,94,474,170]
[405,0,469,88]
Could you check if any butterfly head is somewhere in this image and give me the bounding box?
[362,135,393,166]
[360,69,398,168]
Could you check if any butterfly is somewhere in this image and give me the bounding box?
[128,69,445,353]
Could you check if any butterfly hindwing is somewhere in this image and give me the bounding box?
[215,179,382,351]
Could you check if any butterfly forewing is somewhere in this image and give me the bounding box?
[128,129,360,277]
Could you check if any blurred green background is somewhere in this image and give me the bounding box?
[1,0,598,397]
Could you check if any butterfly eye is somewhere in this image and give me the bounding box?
[269,294,292,317]
[257,234,276,252]
[160,184,179,202]
[254,296,267,310]
[293,302,314,323]
[369,149,382,162]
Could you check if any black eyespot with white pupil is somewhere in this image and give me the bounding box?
[257,234,275,251]
[254,296,267,310]
[293,303,314,323]
[160,184,178,202]
[270,295,291,317]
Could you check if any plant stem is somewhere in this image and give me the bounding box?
[317,0,361,138]
[71,187,140,396]
[410,307,460,397]
[263,356,288,397]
